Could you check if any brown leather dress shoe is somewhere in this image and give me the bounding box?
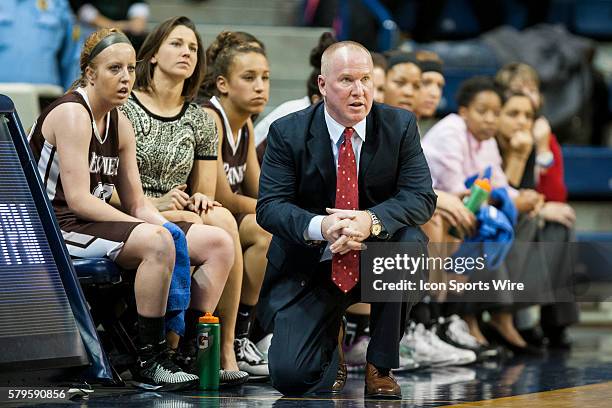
[364,363,401,399]
[331,361,347,392]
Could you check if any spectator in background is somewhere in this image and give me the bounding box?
[383,51,422,113]
[0,0,80,90]
[70,0,149,51]
[414,50,445,120]
[494,91,573,351]
[254,32,337,164]
[371,52,387,103]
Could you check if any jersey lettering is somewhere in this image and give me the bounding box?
[224,162,247,187]
[89,152,120,176]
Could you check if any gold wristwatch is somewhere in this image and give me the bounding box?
[365,209,384,238]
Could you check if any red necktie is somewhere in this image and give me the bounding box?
[332,127,359,293]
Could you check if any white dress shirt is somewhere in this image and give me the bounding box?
[304,106,367,258]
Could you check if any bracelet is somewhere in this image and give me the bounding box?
[536,151,554,168]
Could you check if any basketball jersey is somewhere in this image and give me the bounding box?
[28,90,121,228]
[203,97,249,194]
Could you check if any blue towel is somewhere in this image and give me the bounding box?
[163,222,191,336]
[452,168,516,272]
[490,187,517,227]
[453,204,515,271]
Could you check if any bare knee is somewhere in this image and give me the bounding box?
[241,215,271,250]
[205,207,239,236]
[123,225,176,285]
[211,227,235,267]
[252,222,272,249]
[144,226,175,269]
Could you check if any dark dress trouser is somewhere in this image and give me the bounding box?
[267,226,428,396]
[537,221,580,329]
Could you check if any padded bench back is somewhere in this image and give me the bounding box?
[563,146,612,199]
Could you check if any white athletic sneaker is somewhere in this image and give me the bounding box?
[235,337,269,377]
[401,322,458,367]
[256,333,272,361]
[424,324,477,366]
[439,315,502,360]
[443,315,481,349]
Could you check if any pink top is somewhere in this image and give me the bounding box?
[422,113,513,195]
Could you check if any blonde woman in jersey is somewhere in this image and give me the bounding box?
[28,28,233,391]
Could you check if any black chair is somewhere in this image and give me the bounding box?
[72,258,138,385]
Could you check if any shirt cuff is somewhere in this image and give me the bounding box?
[304,215,325,241]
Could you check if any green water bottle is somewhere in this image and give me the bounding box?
[463,179,492,213]
[196,312,220,390]
[448,178,492,238]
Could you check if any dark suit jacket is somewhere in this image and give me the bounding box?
[256,102,436,328]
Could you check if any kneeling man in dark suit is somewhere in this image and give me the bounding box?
[256,41,437,398]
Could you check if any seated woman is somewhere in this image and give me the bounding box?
[413,51,476,246]
[496,63,578,348]
[28,28,232,391]
[422,77,545,355]
[382,52,480,367]
[385,51,475,253]
[383,51,422,113]
[414,50,445,132]
[198,31,274,377]
[384,51,475,292]
[118,17,247,385]
[495,87,578,348]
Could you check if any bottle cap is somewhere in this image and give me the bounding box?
[474,178,492,192]
[199,312,219,324]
